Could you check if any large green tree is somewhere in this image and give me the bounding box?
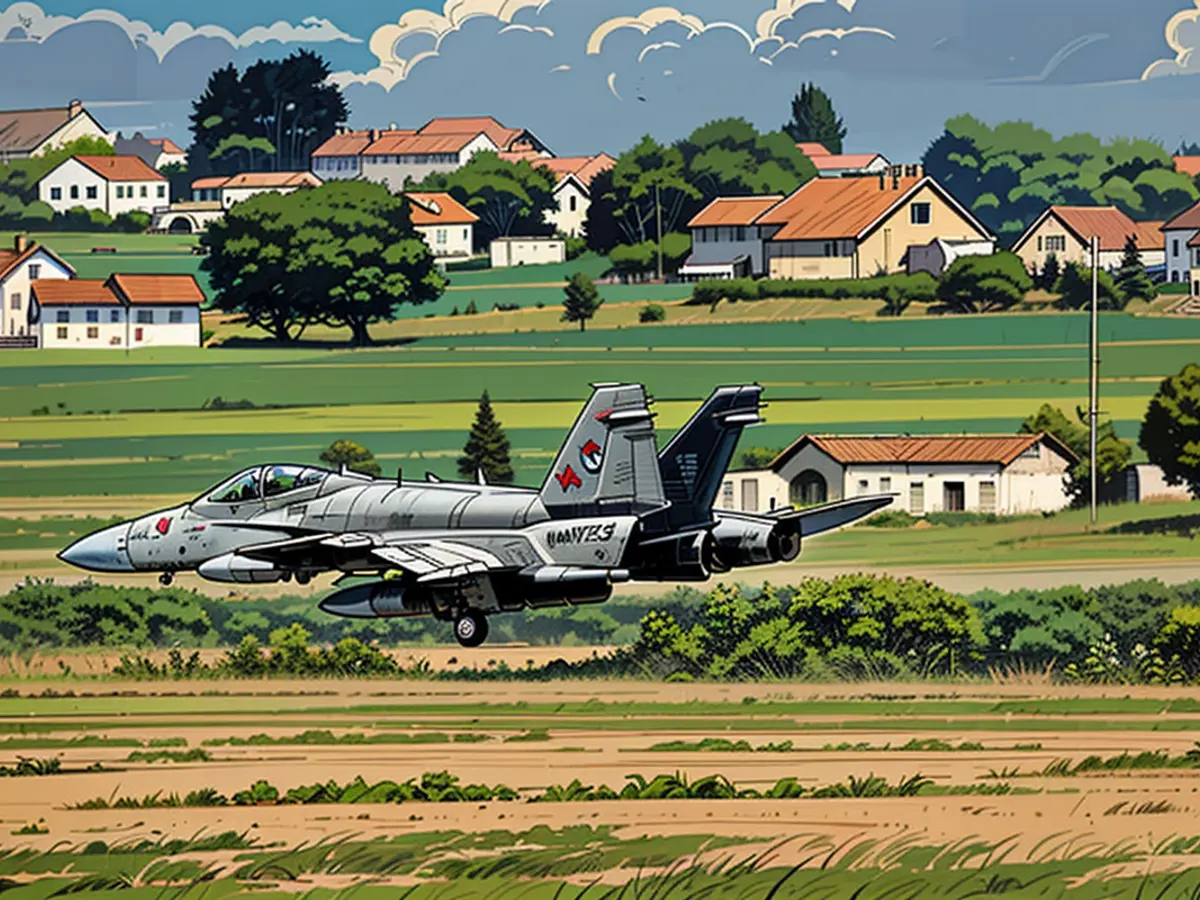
[562,272,603,330]
[678,118,817,203]
[458,391,514,484]
[189,51,348,175]
[1140,363,1200,495]
[413,151,556,249]
[201,181,444,345]
[1021,403,1131,506]
[602,136,700,246]
[935,251,1032,313]
[782,83,847,154]
[319,440,381,477]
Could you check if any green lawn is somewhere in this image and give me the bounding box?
[2,311,1198,497]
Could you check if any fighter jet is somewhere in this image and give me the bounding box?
[59,383,892,647]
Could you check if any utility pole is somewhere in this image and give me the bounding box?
[655,182,664,282]
[1089,235,1099,525]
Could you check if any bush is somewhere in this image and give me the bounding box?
[565,236,587,260]
[690,273,938,306]
[639,303,666,323]
[935,251,1032,313]
[111,210,151,233]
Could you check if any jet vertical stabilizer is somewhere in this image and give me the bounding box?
[656,385,765,531]
[539,383,667,519]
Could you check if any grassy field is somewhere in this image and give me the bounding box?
[2,311,1199,495]
[4,680,1200,896]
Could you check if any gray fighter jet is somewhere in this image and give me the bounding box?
[59,384,892,646]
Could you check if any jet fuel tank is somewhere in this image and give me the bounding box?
[197,552,285,584]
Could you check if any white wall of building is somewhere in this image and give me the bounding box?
[415,223,474,258]
[359,135,498,193]
[221,185,306,208]
[37,305,200,349]
[548,179,589,237]
[38,112,110,154]
[491,237,566,267]
[689,225,777,276]
[1166,229,1197,283]
[2,249,72,337]
[38,158,165,215]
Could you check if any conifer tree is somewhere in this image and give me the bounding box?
[562,272,603,332]
[1115,234,1155,303]
[782,83,847,154]
[457,391,514,483]
[1038,252,1060,291]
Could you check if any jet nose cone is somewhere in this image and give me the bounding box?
[58,524,133,573]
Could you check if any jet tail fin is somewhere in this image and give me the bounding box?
[539,383,667,518]
[656,385,764,530]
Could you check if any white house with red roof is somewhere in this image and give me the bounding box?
[404,192,479,257]
[530,153,615,237]
[311,116,552,193]
[1012,205,1166,275]
[797,142,891,178]
[720,433,1076,517]
[38,155,167,216]
[0,236,74,339]
[190,171,323,207]
[1163,199,1200,291]
[30,274,204,349]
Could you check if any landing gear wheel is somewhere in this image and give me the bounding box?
[295,571,312,586]
[454,610,489,648]
[158,572,174,586]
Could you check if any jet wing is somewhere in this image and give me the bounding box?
[768,494,896,537]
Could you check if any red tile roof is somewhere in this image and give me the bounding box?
[1190,233,1200,248]
[0,242,74,282]
[756,176,925,240]
[311,130,378,157]
[32,279,121,306]
[796,142,831,157]
[107,274,205,306]
[773,433,1076,468]
[498,149,546,164]
[149,138,185,155]
[1164,200,1200,232]
[191,176,229,190]
[222,172,322,189]
[810,153,886,171]
[1044,206,1161,252]
[365,131,489,155]
[73,155,166,182]
[1175,156,1200,178]
[533,153,616,189]
[418,116,523,150]
[404,192,479,225]
[688,195,784,228]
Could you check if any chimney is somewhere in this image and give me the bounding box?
[68,100,82,119]
[892,172,901,190]
[14,234,27,254]
[878,173,886,191]
[369,128,379,143]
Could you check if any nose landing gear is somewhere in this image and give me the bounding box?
[158,572,174,586]
[453,609,489,648]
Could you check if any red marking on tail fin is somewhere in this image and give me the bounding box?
[594,409,612,422]
[555,465,583,491]
[581,439,602,456]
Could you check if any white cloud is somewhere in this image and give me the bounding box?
[586,7,752,56]
[1142,0,1200,77]
[753,0,858,45]
[0,1,360,62]
[759,25,895,61]
[637,40,680,63]
[333,0,552,88]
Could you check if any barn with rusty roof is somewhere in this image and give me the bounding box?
[719,433,1078,518]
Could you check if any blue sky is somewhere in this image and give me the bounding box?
[2,1,1198,161]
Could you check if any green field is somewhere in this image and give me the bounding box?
[1,311,1197,495]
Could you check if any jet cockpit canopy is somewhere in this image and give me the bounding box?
[198,465,331,504]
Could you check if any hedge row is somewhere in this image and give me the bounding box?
[690,272,939,305]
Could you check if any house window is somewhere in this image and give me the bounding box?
[140,185,148,198]
[736,226,746,241]
[462,229,468,240]
[28,264,39,281]
[110,310,120,323]
[86,309,99,323]
[721,481,734,509]
[86,186,97,200]
[910,202,931,225]
[436,229,447,244]
[980,481,997,513]
[880,476,891,493]
[168,310,183,324]
[824,241,837,257]
[568,195,577,212]
[116,186,124,199]
[1174,240,1180,256]
[944,482,966,512]
[157,185,166,198]
[70,185,79,199]
[136,309,153,324]
[1045,235,1067,252]
[56,310,69,323]
[909,481,925,515]
[857,479,869,495]
[10,292,20,311]
[50,187,62,201]
[1037,236,1043,251]
[741,479,759,513]
[87,326,99,339]
[56,326,68,340]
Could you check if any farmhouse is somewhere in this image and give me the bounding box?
[191,171,323,207]
[1163,199,1200,289]
[404,192,478,257]
[720,433,1077,517]
[0,236,74,340]
[682,195,785,279]
[531,154,616,237]
[30,274,204,349]
[38,155,167,216]
[311,116,552,191]
[1011,206,1165,276]
[0,100,109,163]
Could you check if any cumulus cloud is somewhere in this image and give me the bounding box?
[333,0,552,88]
[0,2,359,61]
[754,0,859,44]
[586,7,752,56]
[1142,0,1200,77]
